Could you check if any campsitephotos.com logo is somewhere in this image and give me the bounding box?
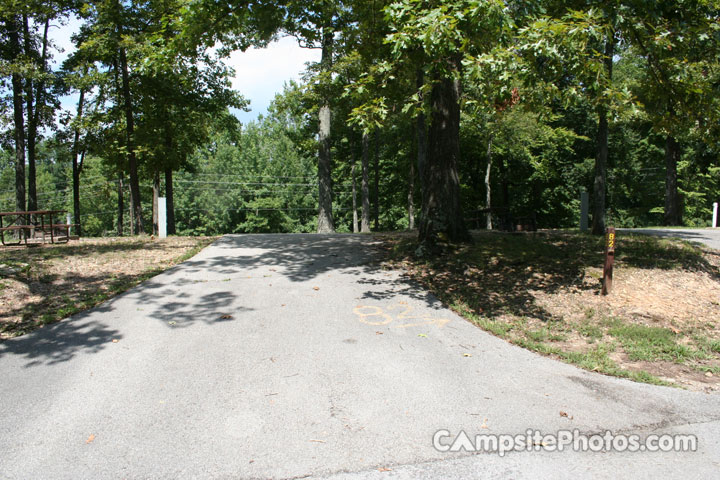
[433,429,698,457]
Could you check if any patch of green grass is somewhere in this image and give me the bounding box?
[558,343,672,387]
[513,337,561,355]
[627,370,671,386]
[560,343,617,371]
[525,327,567,343]
[470,315,514,338]
[692,365,720,374]
[607,324,705,362]
[526,329,548,342]
[578,322,604,341]
[692,336,720,355]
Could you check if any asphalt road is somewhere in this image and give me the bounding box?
[619,228,720,250]
[1,234,719,479]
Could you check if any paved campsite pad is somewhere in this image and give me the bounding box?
[620,228,720,251]
[1,234,720,479]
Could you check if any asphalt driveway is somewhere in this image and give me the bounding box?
[619,228,720,250]
[1,234,719,479]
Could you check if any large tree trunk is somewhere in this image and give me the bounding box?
[418,59,469,249]
[485,134,494,230]
[152,171,160,235]
[72,87,86,237]
[408,158,416,230]
[373,130,380,230]
[23,15,37,213]
[351,150,358,233]
[664,135,682,226]
[591,34,614,235]
[416,68,427,200]
[117,177,124,236]
[118,44,144,234]
[8,16,26,215]
[165,168,176,235]
[316,28,334,233]
[592,107,609,234]
[361,131,371,232]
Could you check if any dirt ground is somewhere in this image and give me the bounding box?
[0,236,216,339]
[382,230,720,392]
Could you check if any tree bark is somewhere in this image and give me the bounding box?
[72,87,86,237]
[418,58,469,248]
[351,150,358,233]
[416,69,427,200]
[117,177,124,236]
[165,168,176,235]
[8,16,26,215]
[408,157,415,230]
[591,34,614,235]
[23,15,37,213]
[118,38,144,234]
[664,135,682,226]
[316,28,334,233]
[373,130,380,230]
[152,171,160,235]
[485,134,494,230]
[361,132,371,232]
[592,107,609,234]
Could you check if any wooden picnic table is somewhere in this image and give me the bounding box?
[0,210,73,246]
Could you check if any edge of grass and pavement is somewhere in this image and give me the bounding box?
[379,230,720,392]
[0,235,217,339]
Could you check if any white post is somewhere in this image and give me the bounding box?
[713,202,718,228]
[580,191,589,232]
[67,214,72,236]
[158,197,167,238]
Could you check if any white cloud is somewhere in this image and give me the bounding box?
[226,36,320,123]
[49,18,319,125]
[49,14,81,68]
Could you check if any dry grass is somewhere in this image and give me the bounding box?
[381,230,720,392]
[0,236,217,339]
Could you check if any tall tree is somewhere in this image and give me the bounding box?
[284,1,354,233]
[382,0,513,249]
[3,13,26,214]
[624,1,720,226]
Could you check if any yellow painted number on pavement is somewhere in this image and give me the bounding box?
[353,305,394,325]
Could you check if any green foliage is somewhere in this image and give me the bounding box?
[2,1,720,236]
[173,85,319,235]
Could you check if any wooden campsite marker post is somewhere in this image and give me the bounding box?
[602,227,616,295]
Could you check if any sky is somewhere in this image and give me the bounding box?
[51,17,321,124]
[227,37,320,123]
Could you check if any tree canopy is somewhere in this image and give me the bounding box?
[1,0,719,243]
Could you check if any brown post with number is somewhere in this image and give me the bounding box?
[602,227,616,295]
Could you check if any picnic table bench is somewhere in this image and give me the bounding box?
[0,210,76,246]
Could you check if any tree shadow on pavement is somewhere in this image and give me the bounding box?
[0,312,121,367]
[177,234,385,282]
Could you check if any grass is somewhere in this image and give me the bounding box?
[382,230,720,390]
[0,235,217,339]
[607,323,705,363]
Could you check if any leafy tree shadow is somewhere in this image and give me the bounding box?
[385,230,720,323]
[0,311,121,367]
[177,234,386,281]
